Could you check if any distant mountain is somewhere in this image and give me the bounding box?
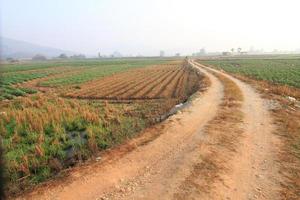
[0,37,77,59]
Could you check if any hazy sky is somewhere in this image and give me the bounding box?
[1,0,300,56]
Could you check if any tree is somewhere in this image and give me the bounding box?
[6,57,18,63]
[32,54,47,61]
[58,53,68,59]
[237,47,242,54]
[70,54,86,59]
[231,48,235,54]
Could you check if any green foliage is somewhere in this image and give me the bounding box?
[64,118,87,132]
[201,58,300,88]
[0,70,55,100]
[19,88,37,94]
[5,118,17,136]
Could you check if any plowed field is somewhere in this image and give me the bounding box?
[66,61,201,101]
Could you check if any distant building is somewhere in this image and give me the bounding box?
[175,53,180,57]
[160,50,165,57]
[248,47,264,54]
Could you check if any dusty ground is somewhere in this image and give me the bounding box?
[15,60,283,200]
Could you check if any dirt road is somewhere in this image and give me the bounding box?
[19,61,282,200]
[191,61,282,200]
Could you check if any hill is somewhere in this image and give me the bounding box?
[0,37,76,59]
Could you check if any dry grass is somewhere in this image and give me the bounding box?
[273,107,300,199]
[0,92,162,195]
[174,71,244,199]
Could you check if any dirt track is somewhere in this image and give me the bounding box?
[19,60,282,200]
[192,62,281,200]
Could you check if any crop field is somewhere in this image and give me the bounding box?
[199,58,300,88]
[0,59,169,100]
[66,62,200,101]
[0,58,203,194]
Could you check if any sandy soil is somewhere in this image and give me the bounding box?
[16,60,282,200]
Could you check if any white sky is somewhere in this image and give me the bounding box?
[1,0,300,56]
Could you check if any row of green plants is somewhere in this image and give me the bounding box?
[0,71,56,100]
[201,58,300,88]
[0,86,37,100]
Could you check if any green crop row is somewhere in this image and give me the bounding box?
[0,69,64,100]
